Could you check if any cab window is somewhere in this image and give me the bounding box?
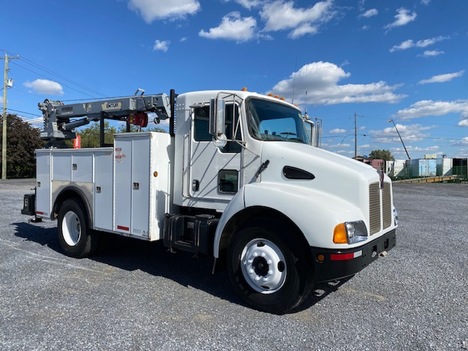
[193,104,242,153]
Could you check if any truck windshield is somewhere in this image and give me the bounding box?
[246,98,308,144]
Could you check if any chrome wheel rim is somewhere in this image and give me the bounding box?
[240,238,287,294]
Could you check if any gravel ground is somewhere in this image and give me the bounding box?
[0,179,467,350]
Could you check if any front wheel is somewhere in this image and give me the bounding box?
[58,199,98,258]
[227,223,313,314]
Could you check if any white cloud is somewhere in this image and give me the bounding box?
[418,70,464,84]
[260,0,335,38]
[128,0,200,23]
[24,79,64,95]
[385,8,417,30]
[153,40,170,52]
[270,61,404,105]
[199,12,257,42]
[390,36,448,52]
[289,23,318,39]
[233,0,262,9]
[330,128,346,134]
[421,50,444,57]
[421,0,431,5]
[361,8,378,18]
[458,119,468,127]
[390,39,414,52]
[416,36,448,47]
[20,116,43,129]
[371,123,433,143]
[451,137,468,146]
[396,100,468,119]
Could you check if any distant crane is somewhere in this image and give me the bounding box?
[388,119,411,160]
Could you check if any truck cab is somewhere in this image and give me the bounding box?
[169,91,397,312]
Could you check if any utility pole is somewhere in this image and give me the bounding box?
[388,119,411,160]
[1,53,19,180]
[354,113,357,159]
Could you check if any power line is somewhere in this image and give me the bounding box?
[12,61,90,97]
[11,60,104,98]
[17,56,107,97]
[0,49,107,98]
[6,108,41,118]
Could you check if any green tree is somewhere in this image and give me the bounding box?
[117,124,167,134]
[77,122,118,148]
[369,149,394,161]
[146,126,167,133]
[0,114,44,178]
[76,121,167,148]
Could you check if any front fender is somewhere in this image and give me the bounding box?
[213,186,245,257]
[214,182,365,256]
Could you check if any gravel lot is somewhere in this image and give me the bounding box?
[1,179,467,350]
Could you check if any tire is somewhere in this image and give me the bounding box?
[57,199,98,258]
[227,221,314,314]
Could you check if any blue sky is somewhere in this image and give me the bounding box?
[1,0,467,159]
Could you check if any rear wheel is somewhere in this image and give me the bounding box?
[58,199,98,258]
[227,222,313,314]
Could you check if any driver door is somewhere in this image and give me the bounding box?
[186,103,243,207]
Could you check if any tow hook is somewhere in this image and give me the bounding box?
[379,250,388,257]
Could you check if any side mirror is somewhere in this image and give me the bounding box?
[303,119,315,146]
[209,98,226,137]
[303,116,322,148]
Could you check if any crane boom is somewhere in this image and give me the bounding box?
[39,93,171,142]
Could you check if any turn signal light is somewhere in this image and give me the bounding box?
[333,223,348,244]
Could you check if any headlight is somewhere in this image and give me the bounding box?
[333,221,368,244]
[393,207,399,226]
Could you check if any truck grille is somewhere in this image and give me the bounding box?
[369,182,392,235]
[369,183,381,235]
[383,185,392,229]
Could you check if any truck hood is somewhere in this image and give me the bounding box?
[258,142,383,206]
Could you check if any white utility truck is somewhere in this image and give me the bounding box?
[22,89,397,314]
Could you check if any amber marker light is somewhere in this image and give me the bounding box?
[316,254,325,263]
[333,223,348,244]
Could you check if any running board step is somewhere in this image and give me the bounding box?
[163,214,218,256]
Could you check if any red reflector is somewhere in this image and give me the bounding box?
[117,225,129,231]
[36,211,45,215]
[330,250,362,261]
[331,250,362,261]
[330,253,355,261]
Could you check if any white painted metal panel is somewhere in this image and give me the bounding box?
[114,136,132,234]
[71,152,93,183]
[149,132,172,241]
[52,153,71,181]
[35,150,52,218]
[113,132,172,240]
[94,149,114,231]
[130,135,150,238]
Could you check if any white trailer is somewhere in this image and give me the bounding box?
[23,89,397,314]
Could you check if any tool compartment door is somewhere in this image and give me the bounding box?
[35,150,52,218]
[94,149,114,231]
[114,133,150,239]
